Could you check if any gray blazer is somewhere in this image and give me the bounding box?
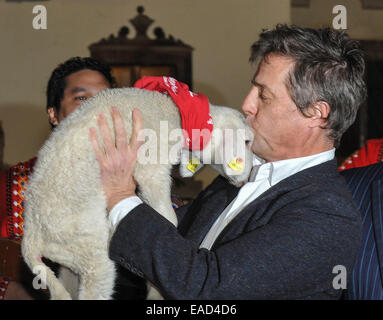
[109,159,362,299]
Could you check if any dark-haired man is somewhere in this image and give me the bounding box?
[46,57,115,127]
[1,57,114,240]
[91,25,366,299]
[0,57,146,300]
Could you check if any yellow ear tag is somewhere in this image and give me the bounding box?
[187,158,200,173]
[228,158,244,172]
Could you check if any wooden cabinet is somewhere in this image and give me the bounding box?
[89,6,193,89]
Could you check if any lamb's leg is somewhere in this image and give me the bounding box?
[146,284,165,300]
[136,164,178,227]
[40,244,80,300]
[58,266,79,300]
[77,254,116,300]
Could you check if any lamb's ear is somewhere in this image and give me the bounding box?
[179,149,204,178]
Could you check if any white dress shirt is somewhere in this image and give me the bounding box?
[109,149,335,250]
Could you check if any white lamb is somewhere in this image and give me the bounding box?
[21,87,254,300]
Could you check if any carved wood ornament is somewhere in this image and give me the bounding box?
[89,6,193,89]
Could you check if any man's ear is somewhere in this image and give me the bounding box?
[47,107,59,127]
[179,149,204,178]
[308,101,330,128]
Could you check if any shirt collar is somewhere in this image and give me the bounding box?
[249,148,336,186]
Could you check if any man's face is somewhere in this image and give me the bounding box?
[242,53,315,162]
[48,69,110,126]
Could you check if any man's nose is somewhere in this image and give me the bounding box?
[241,91,258,117]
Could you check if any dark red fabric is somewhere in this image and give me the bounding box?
[134,76,213,150]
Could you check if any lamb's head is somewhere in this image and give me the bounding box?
[179,105,254,187]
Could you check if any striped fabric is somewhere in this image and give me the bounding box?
[341,163,383,300]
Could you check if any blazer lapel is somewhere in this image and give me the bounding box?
[371,179,383,287]
[178,181,239,244]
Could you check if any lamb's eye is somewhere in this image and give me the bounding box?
[245,140,251,145]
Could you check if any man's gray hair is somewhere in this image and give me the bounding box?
[250,24,367,147]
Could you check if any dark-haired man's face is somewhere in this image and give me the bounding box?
[48,69,110,126]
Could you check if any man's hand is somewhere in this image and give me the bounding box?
[89,107,143,212]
